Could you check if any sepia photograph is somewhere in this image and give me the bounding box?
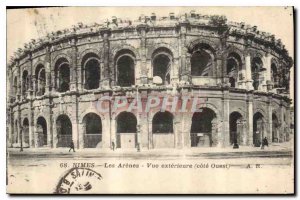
[6,6,294,194]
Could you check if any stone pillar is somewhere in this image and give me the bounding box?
[286,106,291,141]
[110,118,116,147]
[45,100,52,148]
[17,63,21,101]
[222,90,230,147]
[178,21,190,83]
[9,108,14,147]
[137,25,148,84]
[173,114,180,148]
[279,101,285,142]
[211,118,221,147]
[29,106,35,148]
[77,62,83,91]
[70,38,78,92]
[45,46,51,93]
[147,115,153,149]
[267,95,273,143]
[139,112,149,149]
[247,94,254,145]
[102,115,111,149]
[240,119,248,145]
[245,54,254,90]
[100,28,111,89]
[79,123,85,149]
[32,74,36,96]
[262,54,272,92]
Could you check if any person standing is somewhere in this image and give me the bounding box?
[69,140,75,152]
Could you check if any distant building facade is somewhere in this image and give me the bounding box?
[7,11,293,149]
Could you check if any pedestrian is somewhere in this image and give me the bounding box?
[69,140,75,152]
[263,137,269,147]
[137,143,140,152]
[112,141,115,151]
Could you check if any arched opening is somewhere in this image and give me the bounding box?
[56,114,72,147]
[116,112,137,148]
[22,118,30,147]
[83,113,102,148]
[22,70,29,96]
[152,48,172,85]
[191,44,214,76]
[229,112,243,145]
[271,63,279,88]
[36,116,47,147]
[251,57,263,90]
[55,58,70,92]
[82,54,100,90]
[253,112,264,147]
[35,64,46,96]
[190,108,217,147]
[152,111,174,148]
[272,113,279,143]
[116,54,135,87]
[227,53,242,87]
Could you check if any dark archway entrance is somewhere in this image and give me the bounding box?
[55,58,70,92]
[251,57,263,90]
[116,112,137,148]
[253,112,264,147]
[190,44,214,77]
[83,113,102,148]
[82,54,101,90]
[190,108,217,147]
[153,54,171,85]
[23,118,30,147]
[229,112,243,145]
[56,115,72,147]
[272,113,280,143]
[152,111,174,148]
[116,56,135,87]
[36,117,47,147]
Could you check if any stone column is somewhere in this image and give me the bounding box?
[29,106,35,148]
[245,54,254,90]
[286,106,291,141]
[102,115,111,149]
[178,20,190,83]
[267,95,273,143]
[110,118,116,147]
[70,38,78,92]
[279,101,285,143]
[9,108,14,147]
[77,62,83,91]
[100,28,111,89]
[247,94,254,145]
[45,45,51,93]
[78,123,85,149]
[262,53,272,92]
[211,118,220,147]
[17,63,21,102]
[147,114,153,149]
[137,24,148,84]
[240,119,248,145]
[222,90,230,147]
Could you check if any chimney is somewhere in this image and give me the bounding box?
[169,12,175,20]
[151,13,156,21]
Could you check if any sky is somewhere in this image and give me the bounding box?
[6,7,294,102]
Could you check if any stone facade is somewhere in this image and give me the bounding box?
[7,11,293,149]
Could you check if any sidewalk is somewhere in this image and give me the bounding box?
[7,141,293,159]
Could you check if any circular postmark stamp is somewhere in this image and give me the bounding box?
[55,167,103,194]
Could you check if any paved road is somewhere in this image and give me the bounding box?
[8,148,293,160]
